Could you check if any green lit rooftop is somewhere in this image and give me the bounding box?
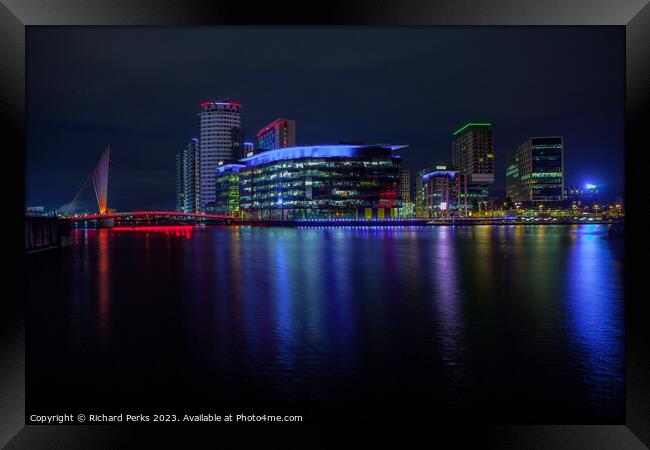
[452,122,493,136]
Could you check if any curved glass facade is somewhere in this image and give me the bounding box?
[237,145,403,220]
[212,164,246,216]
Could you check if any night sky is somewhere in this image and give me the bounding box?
[27,27,625,211]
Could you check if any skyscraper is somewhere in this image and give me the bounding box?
[183,138,200,213]
[176,138,200,213]
[175,147,185,212]
[506,136,564,203]
[198,101,242,211]
[257,119,296,150]
[451,122,494,210]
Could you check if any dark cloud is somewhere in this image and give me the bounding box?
[27,26,625,210]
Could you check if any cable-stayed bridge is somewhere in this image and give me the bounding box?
[60,147,234,226]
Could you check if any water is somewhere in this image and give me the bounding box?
[26,224,625,423]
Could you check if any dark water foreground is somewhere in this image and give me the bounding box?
[26,224,624,424]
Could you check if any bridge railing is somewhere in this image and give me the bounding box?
[61,211,234,221]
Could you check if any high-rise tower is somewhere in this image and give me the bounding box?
[451,122,494,210]
[198,101,242,211]
[506,137,564,203]
[175,147,185,212]
[176,138,200,213]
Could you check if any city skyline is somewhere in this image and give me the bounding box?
[27,27,624,210]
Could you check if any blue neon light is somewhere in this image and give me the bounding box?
[422,170,457,180]
[239,145,407,167]
[216,163,246,174]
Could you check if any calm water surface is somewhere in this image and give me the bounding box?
[27,224,624,423]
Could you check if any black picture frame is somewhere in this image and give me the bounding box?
[3,0,648,447]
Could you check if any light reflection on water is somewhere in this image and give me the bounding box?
[432,228,464,371]
[564,224,624,415]
[28,224,624,423]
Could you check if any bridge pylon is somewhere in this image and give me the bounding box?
[92,147,110,215]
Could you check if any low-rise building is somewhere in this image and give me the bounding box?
[236,144,404,220]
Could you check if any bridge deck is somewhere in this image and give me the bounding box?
[62,211,233,220]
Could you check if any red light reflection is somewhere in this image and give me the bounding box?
[112,226,194,239]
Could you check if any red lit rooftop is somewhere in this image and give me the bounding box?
[200,101,242,108]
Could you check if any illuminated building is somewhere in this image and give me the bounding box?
[564,184,600,205]
[198,101,242,211]
[213,164,246,216]
[176,138,200,213]
[184,138,200,213]
[257,119,296,150]
[175,148,185,212]
[237,145,404,220]
[452,122,494,209]
[400,169,412,202]
[415,176,425,218]
[506,137,564,203]
[26,206,56,217]
[418,165,462,217]
[398,169,414,217]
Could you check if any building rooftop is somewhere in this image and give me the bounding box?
[256,119,292,137]
[199,101,242,109]
[238,144,407,167]
[422,170,458,180]
[452,122,492,136]
[216,163,246,174]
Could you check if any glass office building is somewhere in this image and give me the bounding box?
[451,122,495,209]
[213,164,246,217]
[237,145,404,220]
[175,138,200,213]
[506,136,564,204]
[257,119,296,150]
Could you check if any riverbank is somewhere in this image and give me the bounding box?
[55,216,625,230]
[238,218,624,227]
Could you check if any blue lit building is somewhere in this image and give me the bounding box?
[564,184,600,205]
[417,165,462,218]
[236,145,405,220]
